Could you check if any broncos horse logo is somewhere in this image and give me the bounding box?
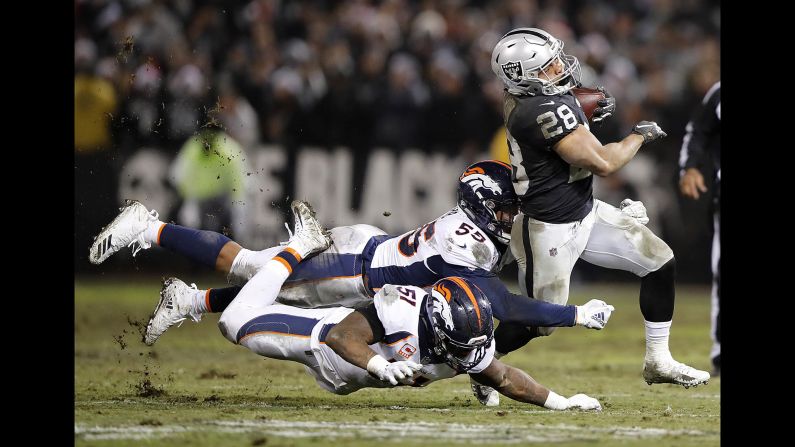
[460,168,503,200]
[431,284,455,331]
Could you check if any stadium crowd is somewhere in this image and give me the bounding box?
[75,0,720,279]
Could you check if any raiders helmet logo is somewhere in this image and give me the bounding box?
[501,61,523,82]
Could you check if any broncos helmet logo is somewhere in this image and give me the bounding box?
[431,288,455,331]
[460,173,503,200]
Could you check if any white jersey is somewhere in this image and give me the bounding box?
[307,285,495,395]
[364,207,502,294]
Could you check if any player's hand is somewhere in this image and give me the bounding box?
[592,86,615,123]
[367,355,423,385]
[631,121,667,144]
[575,299,615,330]
[383,361,423,385]
[619,198,649,225]
[679,168,707,200]
[566,393,602,411]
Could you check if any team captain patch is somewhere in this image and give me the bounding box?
[501,61,522,82]
[398,343,417,359]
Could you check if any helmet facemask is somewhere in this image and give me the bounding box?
[482,199,518,244]
[521,47,582,96]
[434,330,490,372]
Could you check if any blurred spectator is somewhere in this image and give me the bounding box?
[170,125,249,240]
[216,76,261,150]
[75,38,117,153]
[74,35,120,265]
[372,52,429,149]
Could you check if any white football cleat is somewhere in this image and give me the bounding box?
[144,278,203,346]
[89,200,159,265]
[471,378,500,406]
[643,357,710,388]
[286,200,332,258]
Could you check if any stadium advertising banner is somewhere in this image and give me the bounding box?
[112,145,470,253]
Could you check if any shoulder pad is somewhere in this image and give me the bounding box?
[432,212,499,271]
[374,284,424,334]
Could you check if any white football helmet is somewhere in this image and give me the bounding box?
[491,28,582,96]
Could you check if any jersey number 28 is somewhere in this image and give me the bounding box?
[537,104,577,140]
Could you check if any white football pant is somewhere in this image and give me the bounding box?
[228,224,386,308]
[510,199,674,336]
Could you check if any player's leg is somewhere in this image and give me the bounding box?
[220,302,329,362]
[276,224,385,308]
[475,211,592,407]
[509,212,593,338]
[219,301,351,394]
[144,200,331,344]
[709,210,720,376]
[578,200,709,387]
[88,199,242,272]
[498,213,590,354]
[157,223,386,332]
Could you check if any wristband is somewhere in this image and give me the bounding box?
[366,355,390,376]
[543,391,569,410]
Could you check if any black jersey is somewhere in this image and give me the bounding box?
[504,91,594,223]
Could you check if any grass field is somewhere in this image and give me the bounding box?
[75,278,719,446]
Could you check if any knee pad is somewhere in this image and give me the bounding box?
[217,311,240,344]
[635,227,674,274]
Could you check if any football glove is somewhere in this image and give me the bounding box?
[592,86,615,123]
[575,299,615,330]
[367,355,423,385]
[619,198,649,225]
[566,393,602,411]
[632,120,667,145]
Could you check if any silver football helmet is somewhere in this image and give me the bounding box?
[491,28,582,96]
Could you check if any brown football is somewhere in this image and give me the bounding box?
[572,87,606,122]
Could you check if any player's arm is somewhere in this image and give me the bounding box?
[470,359,601,410]
[463,273,613,329]
[325,303,422,385]
[553,122,663,177]
[325,310,380,370]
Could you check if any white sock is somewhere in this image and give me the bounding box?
[229,248,281,283]
[143,220,167,245]
[286,239,312,260]
[193,289,209,314]
[645,320,673,362]
[231,257,293,309]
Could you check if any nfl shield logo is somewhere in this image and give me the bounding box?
[501,61,523,82]
[549,247,558,257]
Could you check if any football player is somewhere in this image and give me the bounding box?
[90,165,615,406]
[489,27,709,390]
[175,219,603,411]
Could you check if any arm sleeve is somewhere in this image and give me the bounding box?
[679,83,721,175]
[450,268,576,327]
[354,302,386,342]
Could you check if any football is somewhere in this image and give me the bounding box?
[572,87,606,122]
